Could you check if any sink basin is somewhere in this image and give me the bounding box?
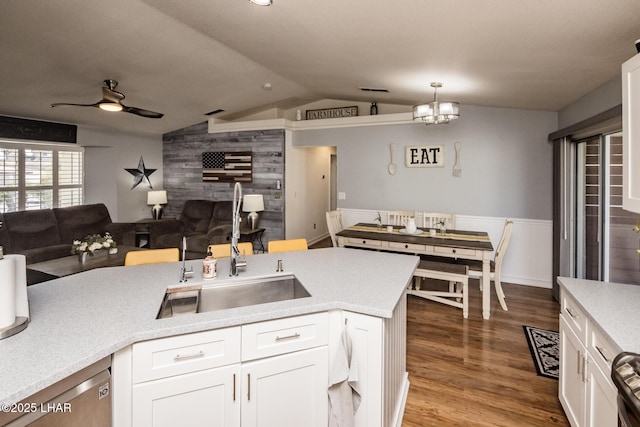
[157,274,311,319]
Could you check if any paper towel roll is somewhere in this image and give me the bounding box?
[0,257,16,328]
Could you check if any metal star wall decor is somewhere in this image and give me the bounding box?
[125,156,156,189]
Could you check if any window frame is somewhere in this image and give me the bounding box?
[0,139,84,212]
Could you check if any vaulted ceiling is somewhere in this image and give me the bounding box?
[1,0,638,135]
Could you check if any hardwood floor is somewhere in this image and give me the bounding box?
[309,237,569,425]
[402,281,569,427]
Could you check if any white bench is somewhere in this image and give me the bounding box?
[407,259,469,319]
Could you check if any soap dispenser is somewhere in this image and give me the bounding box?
[202,250,217,280]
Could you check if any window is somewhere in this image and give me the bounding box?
[0,141,83,213]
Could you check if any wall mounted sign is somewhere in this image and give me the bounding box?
[202,151,253,182]
[405,145,445,168]
[125,156,156,189]
[305,106,358,120]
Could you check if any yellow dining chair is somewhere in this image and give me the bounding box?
[124,248,180,266]
[207,242,254,258]
[267,238,308,253]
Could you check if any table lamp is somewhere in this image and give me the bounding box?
[242,194,264,230]
[147,190,167,220]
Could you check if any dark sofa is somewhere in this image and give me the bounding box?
[148,200,234,259]
[0,203,135,264]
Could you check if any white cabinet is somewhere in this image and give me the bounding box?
[330,294,408,427]
[133,364,240,427]
[622,52,640,213]
[242,346,328,427]
[120,313,329,427]
[558,292,618,427]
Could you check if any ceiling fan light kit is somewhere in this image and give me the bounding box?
[413,82,460,125]
[51,79,163,119]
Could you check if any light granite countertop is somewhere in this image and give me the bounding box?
[558,276,640,354]
[0,247,418,406]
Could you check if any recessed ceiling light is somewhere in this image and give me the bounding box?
[249,0,272,5]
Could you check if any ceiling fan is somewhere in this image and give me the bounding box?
[51,79,164,118]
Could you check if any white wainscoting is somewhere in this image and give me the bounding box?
[338,208,552,289]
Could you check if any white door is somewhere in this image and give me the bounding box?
[623,52,640,213]
[241,346,328,427]
[559,315,586,427]
[132,364,240,427]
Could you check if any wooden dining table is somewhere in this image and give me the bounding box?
[336,223,496,319]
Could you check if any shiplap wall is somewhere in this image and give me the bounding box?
[162,122,285,244]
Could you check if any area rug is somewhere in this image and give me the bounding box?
[523,325,559,380]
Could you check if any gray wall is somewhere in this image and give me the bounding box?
[296,105,557,221]
[558,77,621,129]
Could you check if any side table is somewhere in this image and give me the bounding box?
[239,227,265,253]
[135,218,174,248]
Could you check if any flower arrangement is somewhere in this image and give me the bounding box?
[374,211,382,227]
[71,233,117,256]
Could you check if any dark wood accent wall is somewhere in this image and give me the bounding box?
[162,122,285,244]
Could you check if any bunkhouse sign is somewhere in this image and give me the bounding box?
[405,145,445,168]
[305,106,358,120]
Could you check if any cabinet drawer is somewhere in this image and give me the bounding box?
[433,246,477,257]
[242,312,328,361]
[133,327,241,383]
[346,237,382,248]
[588,324,617,376]
[561,291,588,343]
[388,241,426,252]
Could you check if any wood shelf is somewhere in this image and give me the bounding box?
[208,112,416,133]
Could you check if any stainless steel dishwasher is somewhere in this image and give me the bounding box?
[0,356,111,427]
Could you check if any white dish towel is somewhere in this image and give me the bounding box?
[328,323,361,427]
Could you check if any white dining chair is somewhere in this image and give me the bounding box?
[325,210,344,247]
[422,212,456,230]
[461,218,514,311]
[387,210,416,226]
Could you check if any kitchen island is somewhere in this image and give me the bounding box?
[0,247,418,427]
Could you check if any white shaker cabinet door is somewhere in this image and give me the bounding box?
[132,364,241,427]
[622,52,640,213]
[559,315,587,427]
[241,346,328,427]
[585,359,618,427]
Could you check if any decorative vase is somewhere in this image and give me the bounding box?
[370,101,378,115]
[440,226,446,237]
[78,252,88,264]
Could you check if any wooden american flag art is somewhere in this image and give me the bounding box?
[202,151,253,183]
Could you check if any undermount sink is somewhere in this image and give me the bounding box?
[156,274,311,319]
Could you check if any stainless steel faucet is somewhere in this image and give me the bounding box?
[230,182,247,276]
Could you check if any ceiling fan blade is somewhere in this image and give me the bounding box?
[122,105,164,118]
[51,102,99,108]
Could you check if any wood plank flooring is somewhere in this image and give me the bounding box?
[402,281,569,427]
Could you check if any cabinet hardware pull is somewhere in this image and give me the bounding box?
[577,351,582,375]
[174,350,204,361]
[595,345,611,362]
[583,356,589,383]
[362,240,366,244]
[404,244,408,249]
[233,374,236,401]
[566,307,578,319]
[247,374,251,401]
[275,332,301,341]
[452,249,456,254]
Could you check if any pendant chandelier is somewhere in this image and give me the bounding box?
[413,82,460,125]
